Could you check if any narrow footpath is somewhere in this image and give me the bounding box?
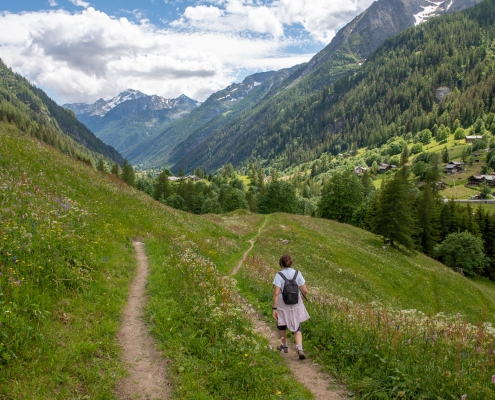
[116,225,345,399]
[233,217,346,400]
[115,240,170,400]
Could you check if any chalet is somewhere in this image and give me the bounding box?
[465,135,483,143]
[467,175,495,187]
[444,161,465,174]
[377,163,396,174]
[187,175,201,181]
[354,166,368,175]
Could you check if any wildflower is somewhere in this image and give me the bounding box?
[407,339,411,344]
[492,375,495,383]
[462,395,467,400]
[244,354,248,357]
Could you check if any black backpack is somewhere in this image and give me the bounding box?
[278,270,299,305]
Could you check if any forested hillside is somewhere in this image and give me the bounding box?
[0,59,123,165]
[125,68,299,168]
[173,0,495,173]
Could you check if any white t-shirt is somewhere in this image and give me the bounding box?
[273,268,305,300]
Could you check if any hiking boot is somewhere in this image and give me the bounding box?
[276,345,288,353]
[297,349,306,360]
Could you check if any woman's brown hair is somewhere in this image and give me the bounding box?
[279,254,293,269]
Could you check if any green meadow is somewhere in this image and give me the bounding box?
[1,124,495,399]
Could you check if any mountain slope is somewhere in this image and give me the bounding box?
[64,91,199,154]
[124,69,300,168]
[172,0,485,173]
[0,58,123,164]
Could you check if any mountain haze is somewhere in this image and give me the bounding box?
[64,91,199,154]
[124,69,300,168]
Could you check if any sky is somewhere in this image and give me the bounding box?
[0,0,375,104]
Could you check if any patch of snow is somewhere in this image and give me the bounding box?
[414,1,443,25]
[253,81,262,87]
[447,0,454,10]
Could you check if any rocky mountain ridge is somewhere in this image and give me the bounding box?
[169,0,484,173]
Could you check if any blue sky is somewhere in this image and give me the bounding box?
[0,0,374,104]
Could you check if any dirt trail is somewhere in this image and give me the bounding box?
[230,217,269,276]
[115,240,170,400]
[233,218,347,400]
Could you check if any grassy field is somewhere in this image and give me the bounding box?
[225,213,495,399]
[0,125,311,398]
[2,123,495,399]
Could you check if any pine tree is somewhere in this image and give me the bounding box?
[121,160,135,186]
[153,170,172,201]
[96,157,106,173]
[415,186,441,256]
[371,172,416,250]
[111,163,120,176]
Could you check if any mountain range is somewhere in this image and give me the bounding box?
[61,0,483,173]
[0,58,123,165]
[63,90,199,154]
[170,0,483,173]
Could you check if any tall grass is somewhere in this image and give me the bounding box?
[144,237,312,399]
[223,212,495,400]
[236,253,495,399]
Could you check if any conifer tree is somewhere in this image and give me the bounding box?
[400,145,409,166]
[111,163,120,176]
[96,157,106,173]
[121,160,135,186]
[153,170,172,201]
[371,171,416,250]
[415,185,441,256]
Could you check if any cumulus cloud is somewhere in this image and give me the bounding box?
[48,0,58,6]
[273,0,374,42]
[69,0,90,8]
[0,0,374,104]
[176,0,375,42]
[183,5,224,20]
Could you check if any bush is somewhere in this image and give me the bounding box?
[435,231,489,276]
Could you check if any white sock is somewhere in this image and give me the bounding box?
[296,344,303,351]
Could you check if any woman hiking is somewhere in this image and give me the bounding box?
[272,254,310,360]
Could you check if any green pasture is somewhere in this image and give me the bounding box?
[2,123,495,399]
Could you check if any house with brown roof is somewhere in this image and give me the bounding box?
[465,135,483,143]
[467,175,495,187]
[444,161,465,174]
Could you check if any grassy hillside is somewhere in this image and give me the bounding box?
[206,213,495,322]
[0,124,310,398]
[2,124,494,398]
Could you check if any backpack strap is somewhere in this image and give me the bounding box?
[293,270,299,281]
[278,271,288,283]
[278,270,299,282]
